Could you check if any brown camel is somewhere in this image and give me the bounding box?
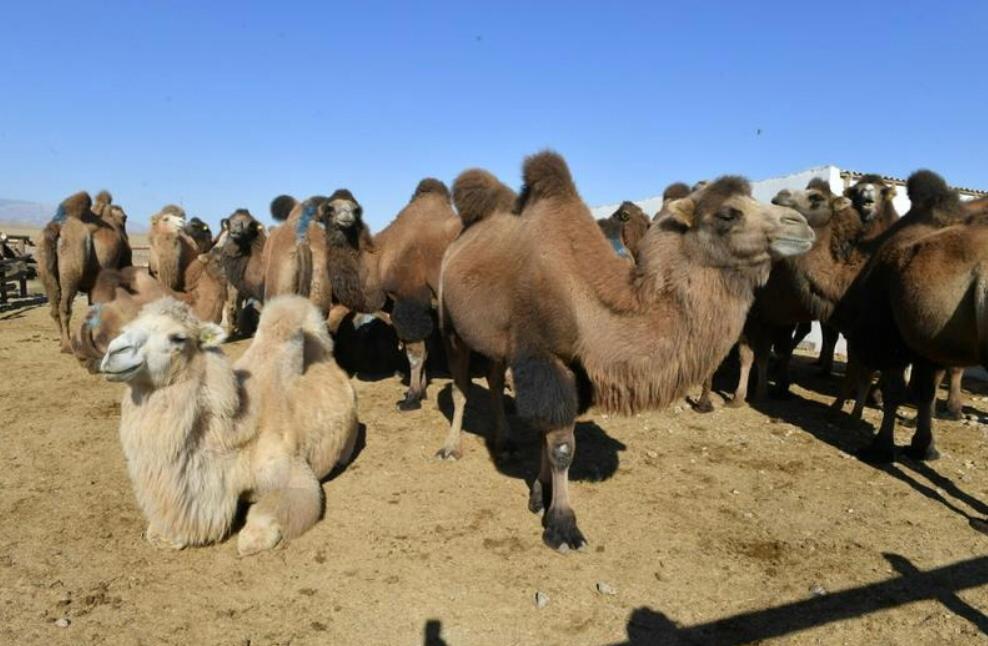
[185,217,214,254]
[35,191,132,351]
[597,201,650,259]
[438,151,814,550]
[831,170,988,462]
[695,176,901,412]
[72,251,230,371]
[219,208,267,303]
[264,190,383,316]
[372,178,464,410]
[148,205,199,291]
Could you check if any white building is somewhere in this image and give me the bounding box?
[592,166,988,359]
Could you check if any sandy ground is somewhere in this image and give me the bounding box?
[1,293,987,645]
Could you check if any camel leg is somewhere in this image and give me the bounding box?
[541,424,586,551]
[58,282,78,353]
[486,360,515,458]
[817,323,839,376]
[694,376,715,413]
[437,337,470,460]
[943,367,964,420]
[727,341,755,408]
[792,321,812,350]
[771,330,797,399]
[903,364,941,461]
[859,367,905,463]
[238,460,322,556]
[849,366,875,421]
[397,340,428,412]
[529,440,552,515]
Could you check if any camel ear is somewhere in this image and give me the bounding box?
[882,184,897,200]
[197,322,226,348]
[664,198,696,228]
[832,196,852,211]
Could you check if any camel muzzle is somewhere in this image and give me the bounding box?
[100,332,147,382]
[769,212,815,258]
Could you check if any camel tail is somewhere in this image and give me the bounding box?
[517,150,577,210]
[270,194,298,222]
[452,169,516,227]
[37,221,62,308]
[410,178,450,204]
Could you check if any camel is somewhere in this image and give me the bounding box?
[438,151,814,550]
[831,171,988,462]
[694,176,901,412]
[36,191,132,351]
[72,251,231,371]
[371,178,464,410]
[99,295,359,555]
[148,205,199,291]
[264,190,383,316]
[185,217,214,254]
[597,201,650,259]
[219,208,267,303]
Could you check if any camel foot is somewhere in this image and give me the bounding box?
[725,396,747,409]
[939,408,964,421]
[145,527,187,551]
[435,445,462,461]
[396,392,423,412]
[542,508,587,552]
[902,442,940,462]
[970,518,988,535]
[692,398,714,414]
[528,480,549,515]
[237,519,283,556]
[856,442,896,465]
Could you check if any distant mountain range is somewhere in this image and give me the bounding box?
[0,198,57,229]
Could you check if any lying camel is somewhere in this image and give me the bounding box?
[372,178,464,410]
[439,151,813,550]
[597,201,650,259]
[35,191,132,351]
[832,171,988,462]
[100,295,359,555]
[148,205,199,291]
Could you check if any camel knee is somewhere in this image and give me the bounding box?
[549,438,574,471]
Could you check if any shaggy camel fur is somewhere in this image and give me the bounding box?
[36,191,132,351]
[264,191,383,316]
[220,209,267,303]
[100,295,359,555]
[831,171,988,463]
[439,151,814,550]
[148,206,199,291]
[372,178,464,410]
[72,253,231,371]
[185,217,214,254]
[597,201,650,259]
[695,177,900,412]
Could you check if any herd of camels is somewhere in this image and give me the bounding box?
[33,150,988,554]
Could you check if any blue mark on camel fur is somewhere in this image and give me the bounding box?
[295,202,318,243]
[86,303,103,329]
[608,235,630,258]
[50,204,67,225]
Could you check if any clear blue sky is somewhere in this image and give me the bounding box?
[1,1,984,231]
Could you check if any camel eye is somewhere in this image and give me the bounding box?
[169,333,188,345]
[716,208,741,222]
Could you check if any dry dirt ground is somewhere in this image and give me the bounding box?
[1,295,987,645]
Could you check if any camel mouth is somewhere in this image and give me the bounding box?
[769,236,814,258]
[101,360,145,382]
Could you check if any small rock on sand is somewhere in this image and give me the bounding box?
[54,618,70,628]
[595,581,617,596]
[534,591,549,608]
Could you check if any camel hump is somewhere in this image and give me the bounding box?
[452,169,516,227]
[906,170,957,210]
[270,195,298,222]
[519,150,577,208]
[58,192,93,222]
[256,295,335,367]
[94,190,113,206]
[410,178,450,203]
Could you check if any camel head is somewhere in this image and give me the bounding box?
[151,205,188,232]
[185,217,213,250]
[613,201,646,224]
[320,189,364,232]
[771,178,852,228]
[223,209,263,247]
[100,298,226,388]
[658,176,814,266]
[845,175,896,222]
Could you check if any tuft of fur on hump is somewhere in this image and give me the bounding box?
[270,195,298,222]
[61,192,93,220]
[452,168,517,227]
[906,170,959,211]
[662,182,691,202]
[411,178,450,203]
[94,190,113,206]
[516,150,578,211]
[806,177,833,194]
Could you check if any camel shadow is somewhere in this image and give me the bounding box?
[606,553,988,644]
[422,619,448,646]
[749,392,988,534]
[436,382,627,483]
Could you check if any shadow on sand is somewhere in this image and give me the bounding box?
[607,553,988,644]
